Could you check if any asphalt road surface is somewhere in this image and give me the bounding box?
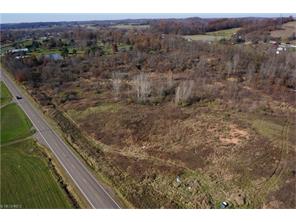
[1,69,120,209]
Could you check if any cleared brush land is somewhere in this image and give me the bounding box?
[65,99,295,208]
[2,18,295,208]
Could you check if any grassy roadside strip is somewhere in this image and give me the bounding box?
[46,109,134,209]
[1,65,131,208]
[35,140,89,209]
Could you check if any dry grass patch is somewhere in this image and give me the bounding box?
[270,21,296,40]
[67,103,122,121]
[219,124,249,145]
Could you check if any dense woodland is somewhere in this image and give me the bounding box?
[150,17,294,35]
[2,22,296,107]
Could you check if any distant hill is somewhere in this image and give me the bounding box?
[1,16,294,33]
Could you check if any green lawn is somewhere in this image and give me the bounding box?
[1,103,33,144]
[28,48,62,57]
[0,139,72,208]
[0,81,12,106]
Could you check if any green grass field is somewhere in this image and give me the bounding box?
[1,103,33,144]
[1,139,72,208]
[110,24,150,29]
[0,82,12,106]
[0,87,73,208]
[207,28,241,37]
[183,27,241,42]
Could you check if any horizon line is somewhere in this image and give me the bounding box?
[1,13,295,24]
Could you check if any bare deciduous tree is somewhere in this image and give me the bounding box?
[111,72,123,99]
[226,61,233,78]
[175,80,195,106]
[232,53,240,74]
[197,58,207,78]
[225,53,240,79]
[246,62,256,84]
[133,73,151,102]
[167,70,174,89]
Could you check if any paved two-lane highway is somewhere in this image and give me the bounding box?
[1,69,120,209]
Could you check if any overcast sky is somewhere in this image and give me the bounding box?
[1,13,295,24]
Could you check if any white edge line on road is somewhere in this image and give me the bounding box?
[3,73,121,209]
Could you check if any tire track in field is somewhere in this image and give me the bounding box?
[256,118,290,200]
